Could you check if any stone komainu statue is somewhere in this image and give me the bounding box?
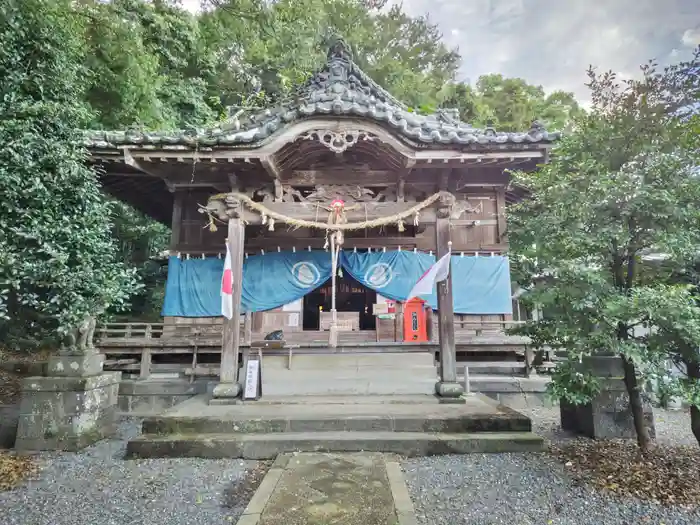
[62,315,97,352]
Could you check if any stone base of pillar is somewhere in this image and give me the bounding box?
[14,360,121,452]
[560,356,656,440]
[209,382,241,405]
[435,381,465,403]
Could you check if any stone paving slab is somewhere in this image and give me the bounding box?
[165,393,513,418]
[237,453,414,525]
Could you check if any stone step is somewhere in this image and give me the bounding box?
[261,369,437,384]
[262,365,437,376]
[261,352,435,370]
[251,394,440,405]
[261,376,436,396]
[458,361,525,375]
[141,411,531,435]
[467,375,550,393]
[126,431,545,459]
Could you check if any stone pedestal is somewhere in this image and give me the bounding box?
[560,355,656,439]
[14,350,121,452]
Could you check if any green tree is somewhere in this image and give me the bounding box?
[508,54,700,451]
[82,0,218,129]
[200,0,460,109]
[0,0,139,348]
[110,202,170,321]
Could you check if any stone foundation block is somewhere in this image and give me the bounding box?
[0,404,19,448]
[14,371,121,452]
[560,378,656,440]
[435,381,464,398]
[47,352,104,377]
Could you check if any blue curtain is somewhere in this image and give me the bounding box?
[340,251,512,314]
[340,250,436,303]
[161,251,332,316]
[241,251,332,312]
[450,256,513,314]
[162,256,223,317]
[161,251,512,317]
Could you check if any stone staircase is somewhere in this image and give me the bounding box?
[260,352,437,396]
[126,393,544,459]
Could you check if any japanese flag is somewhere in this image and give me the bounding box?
[221,243,233,319]
[407,252,451,300]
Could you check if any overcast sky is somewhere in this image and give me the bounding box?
[182,0,699,101]
[394,0,699,100]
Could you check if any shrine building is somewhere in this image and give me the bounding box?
[86,39,558,402]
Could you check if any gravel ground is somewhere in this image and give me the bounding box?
[402,407,700,525]
[0,419,265,525]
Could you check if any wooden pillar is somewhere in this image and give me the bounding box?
[211,217,245,401]
[169,190,184,251]
[496,188,507,244]
[435,198,464,400]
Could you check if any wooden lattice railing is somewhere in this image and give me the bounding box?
[99,322,165,340]
[97,319,533,380]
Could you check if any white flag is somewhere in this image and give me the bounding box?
[407,252,451,299]
[221,243,233,319]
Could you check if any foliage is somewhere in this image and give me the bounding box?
[546,360,601,405]
[0,0,139,347]
[110,202,170,321]
[81,0,218,129]
[508,49,700,449]
[552,440,700,506]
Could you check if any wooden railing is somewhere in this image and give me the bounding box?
[99,323,165,341]
[98,319,248,342]
[97,320,533,380]
[452,319,526,337]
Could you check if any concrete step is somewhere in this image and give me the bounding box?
[141,411,531,435]
[126,431,544,459]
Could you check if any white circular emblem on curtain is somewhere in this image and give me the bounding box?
[365,263,393,289]
[291,261,321,287]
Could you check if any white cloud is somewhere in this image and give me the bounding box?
[180,0,200,13]
[394,0,698,102]
[682,28,700,47]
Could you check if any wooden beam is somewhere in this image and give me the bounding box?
[496,188,507,243]
[123,149,164,179]
[235,202,439,225]
[211,218,245,400]
[260,155,281,180]
[243,237,419,251]
[169,190,184,251]
[286,169,395,186]
[397,159,415,203]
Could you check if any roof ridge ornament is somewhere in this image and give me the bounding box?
[327,36,353,62]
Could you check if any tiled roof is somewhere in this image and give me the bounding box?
[84,38,560,150]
